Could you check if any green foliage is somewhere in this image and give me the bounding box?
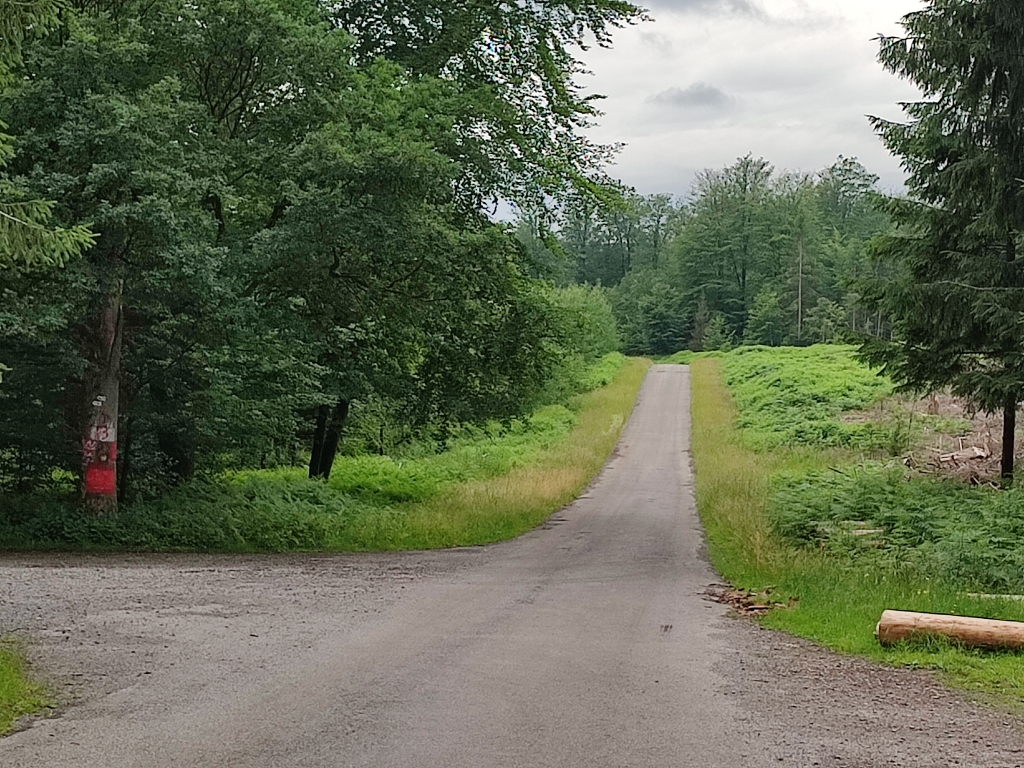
[771,467,1024,593]
[804,297,848,343]
[593,155,891,356]
[0,197,95,271]
[611,268,688,355]
[336,0,645,203]
[743,288,784,346]
[0,354,626,551]
[543,284,620,361]
[701,313,735,352]
[717,345,893,448]
[532,288,622,405]
[0,0,95,275]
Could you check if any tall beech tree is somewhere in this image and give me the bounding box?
[861,0,1024,480]
[1,0,628,510]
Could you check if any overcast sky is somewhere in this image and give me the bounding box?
[580,0,925,198]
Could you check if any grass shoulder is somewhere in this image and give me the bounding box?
[0,354,649,553]
[0,642,50,735]
[690,353,1024,711]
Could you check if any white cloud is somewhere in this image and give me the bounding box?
[644,0,768,19]
[581,0,925,196]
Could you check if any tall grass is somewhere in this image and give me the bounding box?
[691,357,1024,709]
[327,356,650,549]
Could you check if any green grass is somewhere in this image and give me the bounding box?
[690,354,1024,711]
[718,344,894,449]
[0,643,50,734]
[0,353,648,552]
[318,354,649,549]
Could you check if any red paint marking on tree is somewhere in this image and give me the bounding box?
[85,459,117,496]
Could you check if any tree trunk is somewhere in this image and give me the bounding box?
[82,280,124,516]
[797,238,804,340]
[118,415,132,505]
[1002,393,1017,481]
[317,399,349,481]
[309,399,349,480]
[877,609,1024,650]
[308,404,330,479]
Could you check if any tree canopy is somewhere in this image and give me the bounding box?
[0,0,626,511]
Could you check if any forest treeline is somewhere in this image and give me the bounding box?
[8,0,1019,515]
[0,0,638,511]
[519,154,895,356]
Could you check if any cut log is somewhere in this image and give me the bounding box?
[876,609,1024,650]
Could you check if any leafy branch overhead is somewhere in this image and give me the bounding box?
[0,196,95,271]
[0,0,95,272]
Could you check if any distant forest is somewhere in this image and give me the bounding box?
[517,154,894,355]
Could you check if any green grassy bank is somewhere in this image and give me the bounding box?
[690,351,1024,709]
[340,355,650,549]
[0,354,649,553]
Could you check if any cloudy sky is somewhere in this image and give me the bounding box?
[580,0,925,198]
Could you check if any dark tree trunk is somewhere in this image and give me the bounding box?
[82,280,124,516]
[309,399,349,480]
[1002,394,1017,482]
[156,427,195,483]
[308,404,330,479]
[318,399,349,481]
[118,415,132,505]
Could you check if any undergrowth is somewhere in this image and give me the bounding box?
[689,350,1024,711]
[771,466,1024,593]
[718,345,893,449]
[0,353,644,552]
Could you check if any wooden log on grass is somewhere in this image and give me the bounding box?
[876,609,1024,650]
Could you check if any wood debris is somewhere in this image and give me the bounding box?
[705,584,795,615]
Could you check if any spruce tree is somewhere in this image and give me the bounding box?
[862,0,1024,480]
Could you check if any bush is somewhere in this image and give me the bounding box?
[545,283,620,361]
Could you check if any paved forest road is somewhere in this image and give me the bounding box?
[3,365,1024,767]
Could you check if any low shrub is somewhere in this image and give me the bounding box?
[718,345,893,449]
[770,466,1024,593]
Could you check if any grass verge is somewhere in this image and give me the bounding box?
[0,355,649,552]
[690,356,1024,710]
[327,355,650,549]
[0,643,50,734]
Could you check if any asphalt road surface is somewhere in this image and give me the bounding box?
[2,365,1024,767]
